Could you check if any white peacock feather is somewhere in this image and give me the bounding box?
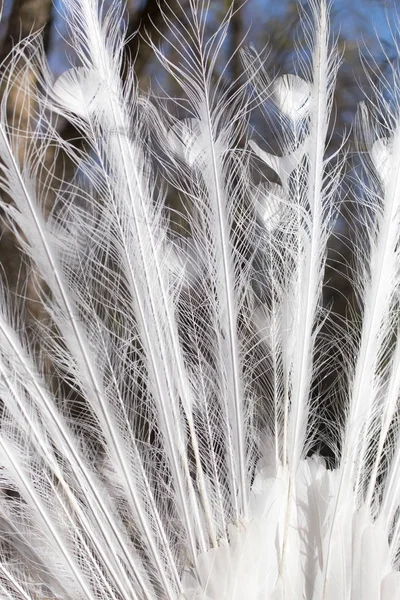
[0,0,399,598]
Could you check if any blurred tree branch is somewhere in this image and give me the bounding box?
[0,0,52,313]
[126,0,181,77]
[0,0,52,59]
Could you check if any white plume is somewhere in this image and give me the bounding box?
[0,0,399,598]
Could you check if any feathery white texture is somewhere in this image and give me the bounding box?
[0,0,400,599]
[242,7,343,595]
[0,7,187,599]
[0,287,150,600]
[315,83,400,596]
[148,0,254,528]
[347,125,400,500]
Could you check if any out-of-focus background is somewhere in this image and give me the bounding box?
[0,0,398,318]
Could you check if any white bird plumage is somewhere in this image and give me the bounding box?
[0,0,400,598]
